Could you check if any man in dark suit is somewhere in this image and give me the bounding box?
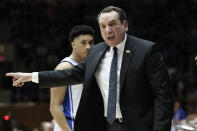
[6,6,174,131]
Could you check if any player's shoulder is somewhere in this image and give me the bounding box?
[55,61,73,70]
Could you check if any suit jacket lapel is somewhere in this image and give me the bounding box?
[120,36,135,93]
[88,43,109,79]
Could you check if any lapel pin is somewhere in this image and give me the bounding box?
[126,50,131,54]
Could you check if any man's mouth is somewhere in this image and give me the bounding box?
[107,36,114,41]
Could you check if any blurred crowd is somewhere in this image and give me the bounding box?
[0,0,197,130]
[0,113,54,131]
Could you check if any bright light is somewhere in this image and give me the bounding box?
[3,115,10,121]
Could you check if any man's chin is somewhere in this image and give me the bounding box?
[84,54,88,59]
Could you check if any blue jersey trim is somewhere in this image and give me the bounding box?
[63,86,73,129]
[69,85,74,129]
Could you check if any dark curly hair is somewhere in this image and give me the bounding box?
[69,25,95,43]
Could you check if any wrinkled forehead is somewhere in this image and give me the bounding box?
[98,11,120,24]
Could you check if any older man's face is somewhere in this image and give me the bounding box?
[98,11,128,47]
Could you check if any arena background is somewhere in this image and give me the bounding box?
[0,0,197,130]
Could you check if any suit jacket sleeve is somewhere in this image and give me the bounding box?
[147,44,174,131]
[38,61,85,88]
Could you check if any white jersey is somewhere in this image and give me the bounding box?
[54,57,83,131]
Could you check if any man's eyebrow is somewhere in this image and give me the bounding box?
[110,20,116,23]
[99,20,117,26]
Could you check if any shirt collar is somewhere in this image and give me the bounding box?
[110,33,127,53]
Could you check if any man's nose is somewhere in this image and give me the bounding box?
[106,26,111,33]
[86,43,91,50]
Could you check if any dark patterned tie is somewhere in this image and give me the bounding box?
[106,47,117,125]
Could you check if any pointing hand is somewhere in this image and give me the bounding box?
[5,73,32,87]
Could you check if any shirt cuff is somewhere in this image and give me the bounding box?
[32,72,39,83]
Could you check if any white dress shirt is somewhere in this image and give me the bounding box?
[32,34,127,118]
[32,72,39,83]
[95,34,127,118]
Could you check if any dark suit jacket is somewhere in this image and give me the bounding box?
[39,35,174,131]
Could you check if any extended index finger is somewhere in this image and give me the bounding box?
[5,73,18,77]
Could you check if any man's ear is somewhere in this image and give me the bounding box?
[71,41,75,49]
[123,20,128,32]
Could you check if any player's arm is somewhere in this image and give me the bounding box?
[49,62,72,131]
